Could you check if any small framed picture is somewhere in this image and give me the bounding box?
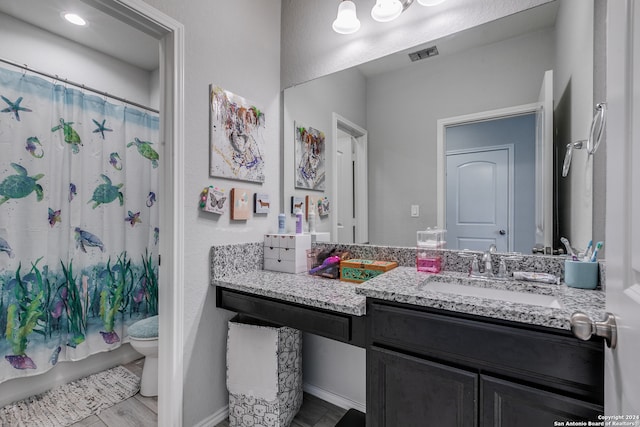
[254,193,271,214]
[291,196,305,215]
[202,186,228,215]
[305,195,316,220]
[317,196,330,216]
[230,188,252,220]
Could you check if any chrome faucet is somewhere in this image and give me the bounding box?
[480,244,497,277]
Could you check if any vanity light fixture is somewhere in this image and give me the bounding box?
[62,12,87,26]
[333,0,446,34]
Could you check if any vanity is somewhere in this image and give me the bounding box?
[212,243,605,426]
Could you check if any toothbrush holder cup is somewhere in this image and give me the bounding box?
[564,259,599,289]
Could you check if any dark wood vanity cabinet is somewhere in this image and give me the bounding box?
[366,300,604,427]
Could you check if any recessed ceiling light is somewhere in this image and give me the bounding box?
[62,12,87,26]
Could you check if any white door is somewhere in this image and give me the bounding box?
[337,131,354,243]
[446,147,510,251]
[603,0,640,416]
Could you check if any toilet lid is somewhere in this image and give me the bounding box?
[128,315,159,339]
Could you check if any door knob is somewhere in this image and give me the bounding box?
[499,229,506,235]
[570,311,617,348]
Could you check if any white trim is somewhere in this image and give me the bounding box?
[445,144,515,252]
[332,113,368,243]
[436,103,540,230]
[96,2,185,426]
[304,383,367,413]
[192,405,229,427]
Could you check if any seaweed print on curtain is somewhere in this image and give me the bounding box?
[0,66,159,383]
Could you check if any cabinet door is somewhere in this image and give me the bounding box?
[481,375,603,427]
[368,347,477,427]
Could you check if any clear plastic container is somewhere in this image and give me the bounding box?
[417,249,442,273]
[416,228,446,273]
[417,228,446,249]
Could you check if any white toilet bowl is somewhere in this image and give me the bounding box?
[128,315,159,397]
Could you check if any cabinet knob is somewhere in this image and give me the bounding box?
[499,229,506,235]
[570,311,617,348]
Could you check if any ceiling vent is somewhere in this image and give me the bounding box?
[408,46,439,62]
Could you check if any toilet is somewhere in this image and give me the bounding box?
[128,315,159,397]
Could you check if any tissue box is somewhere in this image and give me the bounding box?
[340,259,398,283]
[264,234,311,273]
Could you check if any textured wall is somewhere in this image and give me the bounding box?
[138,1,282,425]
[554,0,594,251]
[366,28,555,246]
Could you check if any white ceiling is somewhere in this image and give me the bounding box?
[0,0,159,71]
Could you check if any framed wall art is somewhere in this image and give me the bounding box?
[230,188,252,220]
[291,196,305,215]
[294,122,325,190]
[254,193,271,214]
[201,186,228,215]
[317,196,330,216]
[210,84,265,183]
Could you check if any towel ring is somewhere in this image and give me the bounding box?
[561,102,607,177]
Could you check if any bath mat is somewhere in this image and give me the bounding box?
[0,365,140,427]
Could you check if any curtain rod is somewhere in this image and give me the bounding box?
[0,56,159,114]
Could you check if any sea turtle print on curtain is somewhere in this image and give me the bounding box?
[0,66,159,382]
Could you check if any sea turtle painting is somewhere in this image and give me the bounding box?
[88,174,123,209]
[0,236,15,258]
[51,118,82,154]
[127,137,159,168]
[74,227,105,253]
[0,163,44,205]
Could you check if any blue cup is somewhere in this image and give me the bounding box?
[564,259,599,289]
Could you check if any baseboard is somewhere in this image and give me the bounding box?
[303,383,366,413]
[193,405,228,427]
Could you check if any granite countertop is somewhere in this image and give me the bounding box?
[356,267,606,331]
[214,270,367,316]
[214,266,605,330]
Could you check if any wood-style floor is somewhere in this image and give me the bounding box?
[214,392,348,427]
[67,359,347,427]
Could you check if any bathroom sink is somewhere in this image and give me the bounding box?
[421,276,564,309]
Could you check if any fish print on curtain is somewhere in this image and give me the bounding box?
[0,66,159,382]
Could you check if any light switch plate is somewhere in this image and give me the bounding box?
[411,205,419,217]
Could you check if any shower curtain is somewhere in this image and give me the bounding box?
[0,66,159,383]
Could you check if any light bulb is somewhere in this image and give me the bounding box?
[332,1,361,34]
[371,0,403,22]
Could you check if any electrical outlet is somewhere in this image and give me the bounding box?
[411,205,419,217]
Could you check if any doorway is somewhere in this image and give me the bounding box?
[332,113,368,244]
[446,145,513,252]
[58,1,185,425]
[437,104,544,254]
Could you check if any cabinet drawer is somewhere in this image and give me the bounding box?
[217,287,361,345]
[369,301,603,402]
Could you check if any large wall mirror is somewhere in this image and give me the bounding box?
[283,0,604,254]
